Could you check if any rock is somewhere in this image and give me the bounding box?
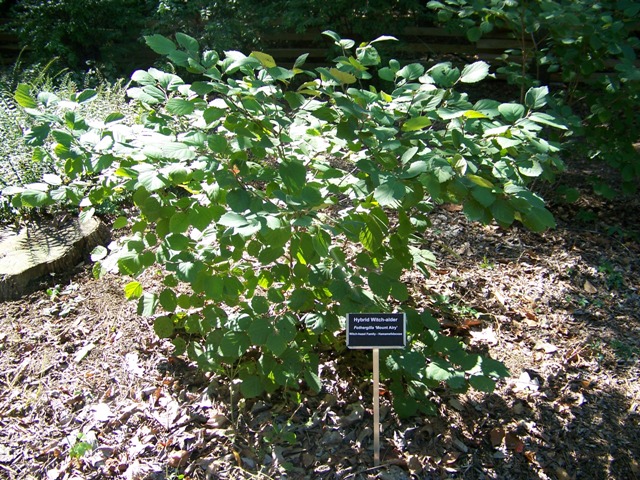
[0,216,109,301]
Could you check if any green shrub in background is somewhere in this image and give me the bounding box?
[6,0,153,74]
[4,0,432,76]
[427,0,640,197]
[7,32,568,416]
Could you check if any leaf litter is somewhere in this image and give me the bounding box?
[1,173,639,479]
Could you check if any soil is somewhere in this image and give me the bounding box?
[1,165,639,480]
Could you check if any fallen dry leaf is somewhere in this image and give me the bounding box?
[583,280,597,294]
[505,432,525,453]
[167,450,189,468]
[533,340,558,354]
[490,427,505,448]
[441,452,460,465]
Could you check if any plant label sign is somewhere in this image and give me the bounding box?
[346,313,406,349]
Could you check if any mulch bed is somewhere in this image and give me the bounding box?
[1,167,639,480]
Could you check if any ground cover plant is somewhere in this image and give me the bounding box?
[6,31,570,418]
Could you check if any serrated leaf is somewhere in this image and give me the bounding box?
[529,112,568,129]
[145,34,177,55]
[460,61,489,83]
[240,374,263,398]
[124,281,143,299]
[469,374,496,392]
[498,103,525,122]
[328,68,356,85]
[397,63,425,80]
[220,331,250,359]
[374,179,406,207]
[249,317,270,345]
[138,293,158,317]
[426,358,453,381]
[175,32,199,53]
[402,116,432,131]
[304,370,322,392]
[250,51,277,68]
[521,206,556,231]
[166,98,195,115]
[524,86,549,109]
[14,84,37,108]
[466,174,494,188]
[154,316,174,338]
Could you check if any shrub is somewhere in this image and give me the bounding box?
[7,32,567,416]
[7,0,153,74]
[427,0,640,196]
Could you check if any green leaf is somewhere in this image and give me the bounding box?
[14,84,37,108]
[219,212,249,228]
[304,370,322,393]
[131,70,155,86]
[469,375,496,392]
[249,317,270,345]
[491,198,515,225]
[127,86,165,105]
[471,186,496,207]
[240,373,263,398]
[175,32,199,53]
[279,160,307,192]
[76,89,97,104]
[466,26,482,42]
[250,51,277,68]
[402,116,432,132]
[138,293,158,317]
[166,98,195,116]
[159,288,177,312]
[294,53,309,69]
[393,393,419,418]
[397,63,425,80]
[425,358,452,381]
[460,61,490,83]
[374,179,406,207]
[524,86,549,109]
[145,34,177,55]
[226,189,251,213]
[521,207,556,231]
[154,316,174,338]
[19,189,49,207]
[220,331,250,359]
[368,272,390,298]
[124,281,143,299]
[328,68,356,85]
[498,103,525,122]
[112,216,128,229]
[529,112,568,130]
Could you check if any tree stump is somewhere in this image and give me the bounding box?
[0,216,110,301]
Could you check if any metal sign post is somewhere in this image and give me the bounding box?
[373,348,380,466]
[346,313,406,467]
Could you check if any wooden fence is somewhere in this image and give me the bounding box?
[1,19,637,82]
